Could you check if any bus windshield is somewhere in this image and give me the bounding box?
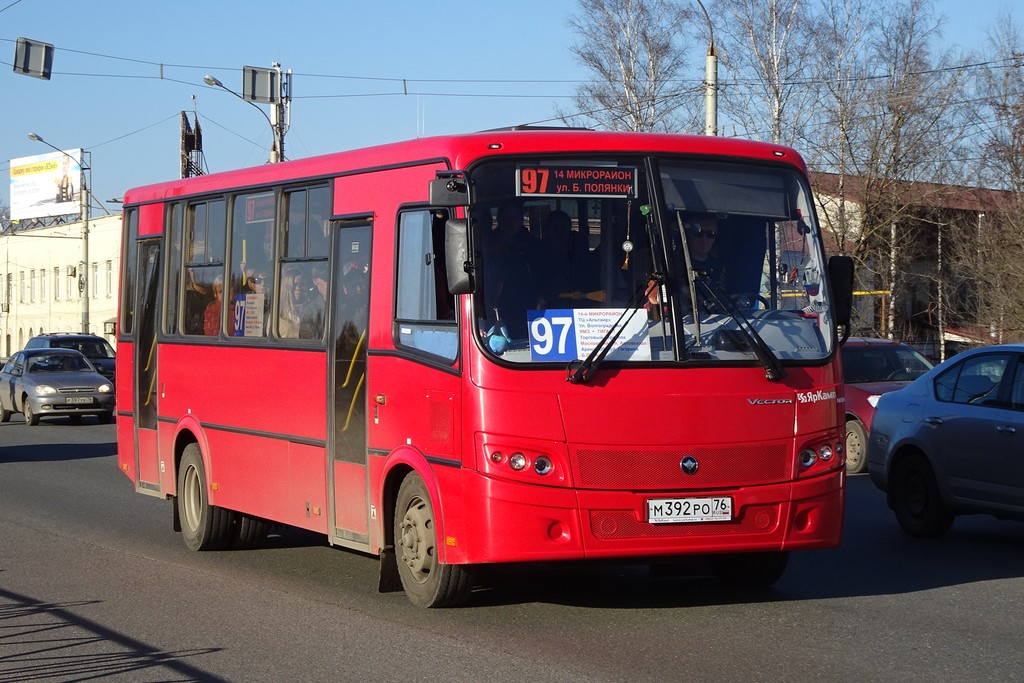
[469,156,835,366]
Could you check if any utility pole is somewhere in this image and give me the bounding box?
[695,0,718,136]
[269,62,292,163]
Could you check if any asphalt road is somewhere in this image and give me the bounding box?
[2,417,1023,682]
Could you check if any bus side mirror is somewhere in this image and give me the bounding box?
[430,176,468,206]
[828,255,854,335]
[445,218,474,295]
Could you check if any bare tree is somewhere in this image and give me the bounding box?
[709,0,819,145]
[821,0,971,338]
[562,0,702,132]
[944,10,1024,343]
[806,0,878,251]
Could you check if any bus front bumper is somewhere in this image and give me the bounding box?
[453,469,844,565]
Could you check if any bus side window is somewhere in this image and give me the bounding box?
[183,199,225,336]
[394,209,457,361]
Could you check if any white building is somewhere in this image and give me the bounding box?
[0,213,122,357]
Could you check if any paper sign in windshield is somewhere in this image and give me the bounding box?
[527,309,651,362]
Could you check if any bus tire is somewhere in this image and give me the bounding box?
[234,513,271,549]
[713,551,789,588]
[177,443,235,551]
[394,472,472,607]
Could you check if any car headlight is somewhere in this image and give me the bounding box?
[34,385,57,396]
[98,384,112,393]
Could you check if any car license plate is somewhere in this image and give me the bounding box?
[647,496,732,524]
[65,396,94,405]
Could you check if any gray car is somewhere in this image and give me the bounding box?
[867,343,1024,537]
[0,349,115,426]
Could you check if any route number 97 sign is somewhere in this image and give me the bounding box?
[527,309,651,362]
[516,165,636,198]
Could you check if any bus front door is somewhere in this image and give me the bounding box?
[327,222,372,549]
[132,239,162,493]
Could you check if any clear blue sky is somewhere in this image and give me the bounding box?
[0,0,1016,214]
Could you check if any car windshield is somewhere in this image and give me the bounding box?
[51,339,115,359]
[468,156,836,368]
[28,354,92,373]
[842,344,933,383]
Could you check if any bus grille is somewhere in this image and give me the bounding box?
[575,445,789,489]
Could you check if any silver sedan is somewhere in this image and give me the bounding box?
[867,343,1024,536]
[0,349,114,426]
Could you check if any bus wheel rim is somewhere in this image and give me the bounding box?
[399,495,435,584]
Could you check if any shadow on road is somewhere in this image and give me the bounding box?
[462,475,1024,609]
[0,587,228,682]
[0,440,116,463]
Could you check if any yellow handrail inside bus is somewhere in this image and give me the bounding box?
[341,329,366,389]
[143,337,157,406]
[342,373,365,432]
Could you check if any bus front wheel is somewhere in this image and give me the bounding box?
[177,443,236,551]
[394,472,472,607]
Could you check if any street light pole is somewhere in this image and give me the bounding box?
[28,132,90,334]
[204,74,282,163]
[695,0,718,136]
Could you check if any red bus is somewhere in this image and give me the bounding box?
[116,129,854,607]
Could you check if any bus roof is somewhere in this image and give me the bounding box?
[122,129,808,206]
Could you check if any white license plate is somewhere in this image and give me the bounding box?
[647,496,732,524]
[65,396,94,404]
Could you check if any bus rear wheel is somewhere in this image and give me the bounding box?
[177,443,236,551]
[394,472,472,607]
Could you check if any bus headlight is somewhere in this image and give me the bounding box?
[799,448,818,468]
[534,456,553,476]
[509,452,528,471]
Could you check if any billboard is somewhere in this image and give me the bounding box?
[9,149,83,220]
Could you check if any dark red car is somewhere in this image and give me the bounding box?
[840,337,933,473]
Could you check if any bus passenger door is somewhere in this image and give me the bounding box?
[132,240,163,492]
[327,222,372,548]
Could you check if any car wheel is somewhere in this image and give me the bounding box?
[177,443,236,551]
[712,551,789,588]
[0,405,10,423]
[23,399,39,426]
[845,419,868,474]
[394,472,472,607]
[890,454,954,537]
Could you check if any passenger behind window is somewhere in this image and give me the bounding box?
[183,268,209,335]
[299,263,329,339]
[203,275,223,336]
[279,265,307,338]
[248,267,272,336]
[482,199,543,338]
[538,209,597,307]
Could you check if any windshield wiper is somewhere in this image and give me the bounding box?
[566,275,661,385]
[693,274,787,382]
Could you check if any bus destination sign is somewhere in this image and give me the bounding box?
[516,165,636,198]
